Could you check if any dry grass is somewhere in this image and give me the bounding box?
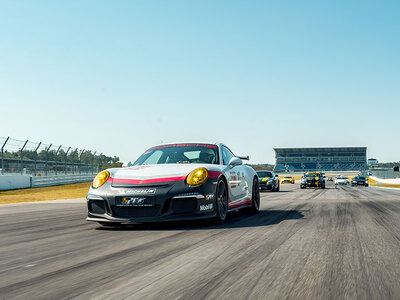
[0,182,91,204]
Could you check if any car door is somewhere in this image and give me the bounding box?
[221,146,243,203]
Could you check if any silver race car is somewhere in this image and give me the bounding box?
[86,143,260,226]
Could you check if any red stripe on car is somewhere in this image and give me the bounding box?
[108,170,221,185]
[109,176,187,184]
[229,198,252,209]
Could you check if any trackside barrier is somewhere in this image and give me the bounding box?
[32,174,95,187]
[368,176,400,189]
[0,175,31,190]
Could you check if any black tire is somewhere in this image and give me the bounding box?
[214,180,228,223]
[98,222,121,227]
[300,185,305,189]
[251,179,260,213]
[321,183,326,189]
[275,182,280,192]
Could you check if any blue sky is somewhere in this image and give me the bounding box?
[0,0,399,163]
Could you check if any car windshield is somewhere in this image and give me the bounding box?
[305,173,320,177]
[358,177,366,180]
[257,171,273,177]
[284,177,292,179]
[133,144,219,165]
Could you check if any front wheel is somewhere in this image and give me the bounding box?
[214,180,228,223]
[250,179,260,213]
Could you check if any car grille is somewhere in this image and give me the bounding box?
[112,206,160,218]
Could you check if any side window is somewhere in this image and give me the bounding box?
[222,146,235,165]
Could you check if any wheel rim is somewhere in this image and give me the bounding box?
[253,180,260,210]
[217,182,227,220]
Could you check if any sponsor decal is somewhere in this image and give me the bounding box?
[118,188,156,195]
[199,203,213,211]
[118,197,153,207]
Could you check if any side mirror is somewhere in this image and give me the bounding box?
[228,157,242,168]
[122,161,132,168]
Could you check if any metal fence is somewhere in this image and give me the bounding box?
[0,136,119,176]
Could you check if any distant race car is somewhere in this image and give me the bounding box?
[300,172,326,189]
[281,176,295,184]
[351,176,369,187]
[256,170,280,192]
[86,143,260,226]
[335,176,350,185]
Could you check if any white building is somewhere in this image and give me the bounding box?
[367,158,379,168]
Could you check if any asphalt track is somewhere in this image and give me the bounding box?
[1,183,400,300]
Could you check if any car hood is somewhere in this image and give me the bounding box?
[259,177,271,181]
[305,176,317,179]
[110,164,218,181]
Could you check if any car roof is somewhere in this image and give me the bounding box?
[151,142,219,147]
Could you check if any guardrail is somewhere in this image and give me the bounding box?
[32,174,96,187]
[0,173,96,190]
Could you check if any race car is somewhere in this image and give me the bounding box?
[256,170,280,192]
[300,172,326,189]
[334,176,350,185]
[86,143,260,226]
[281,176,295,184]
[351,175,369,187]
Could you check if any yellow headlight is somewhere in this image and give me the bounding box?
[186,168,209,186]
[92,170,110,188]
[315,177,319,180]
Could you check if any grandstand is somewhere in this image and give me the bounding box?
[274,147,367,172]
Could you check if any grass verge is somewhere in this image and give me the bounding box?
[0,182,91,204]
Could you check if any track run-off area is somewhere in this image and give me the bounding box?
[1,183,400,299]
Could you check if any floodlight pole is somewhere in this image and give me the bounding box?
[64,147,71,174]
[34,142,42,176]
[1,137,10,175]
[20,140,28,175]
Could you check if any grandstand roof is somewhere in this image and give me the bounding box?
[274,147,366,153]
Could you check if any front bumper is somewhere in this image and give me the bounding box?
[301,180,322,187]
[259,181,274,190]
[86,179,218,224]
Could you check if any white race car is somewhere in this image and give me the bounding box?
[334,176,350,185]
[87,143,260,226]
